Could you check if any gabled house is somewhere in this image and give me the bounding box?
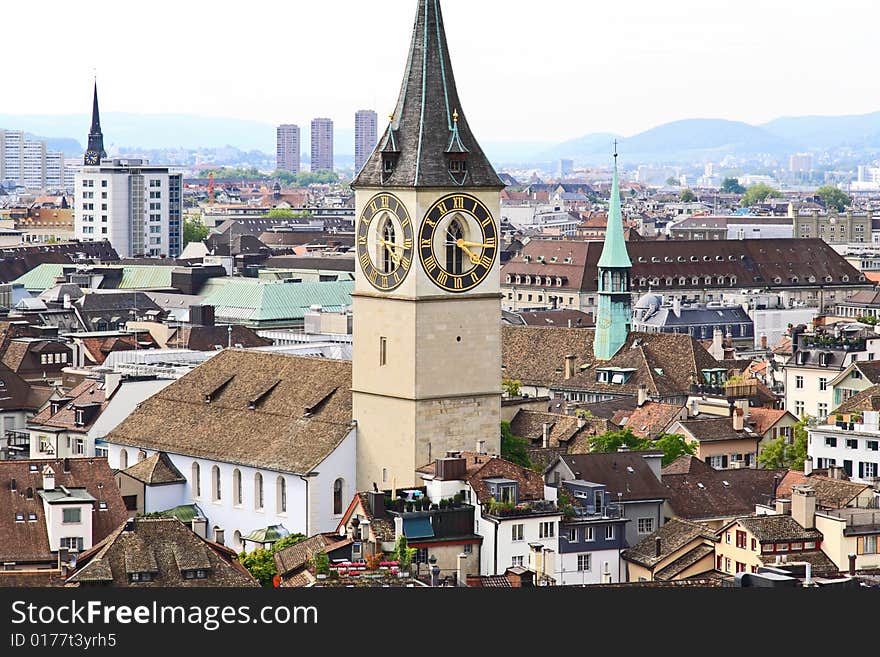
[0,457,127,570]
[0,362,53,459]
[1,337,73,384]
[115,452,187,515]
[622,517,718,582]
[274,533,354,587]
[545,451,668,548]
[665,413,762,469]
[66,517,258,587]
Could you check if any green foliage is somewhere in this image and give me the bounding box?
[679,189,696,202]
[183,218,209,247]
[393,536,417,571]
[758,418,808,470]
[857,315,878,326]
[588,428,649,453]
[198,168,341,188]
[665,176,679,186]
[557,489,575,519]
[266,208,310,220]
[815,185,850,213]
[575,409,593,419]
[501,379,522,397]
[652,433,697,467]
[238,533,307,586]
[740,183,782,207]
[238,548,277,587]
[589,428,696,467]
[310,549,330,576]
[721,177,746,194]
[501,421,533,469]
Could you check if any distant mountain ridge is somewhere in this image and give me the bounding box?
[6,108,880,166]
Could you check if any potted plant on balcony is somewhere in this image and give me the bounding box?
[453,493,464,508]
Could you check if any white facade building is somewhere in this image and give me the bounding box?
[75,158,183,257]
[104,429,356,553]
[808,411,880,484]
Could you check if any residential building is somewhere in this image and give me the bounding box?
[667,412,762,469]
[622,518,718,582]
[501,238,870,315]
[103,350,357,552]
[310,118,334,172]
[1,337,73,384]
[0,457,128,570]
[545,451,668,549]
[276,124,300,174]
[632,294,754,346]
[794,210,871,245]
[114,451,187,515]
[0,130,62,190]
[416,452,558,581]
[661,455,785,529]
[828,360,880,410]
[274,532,354,587]
[75,158,183,258]
[66,517,258,587]
[354,110,378,173]
[807,385,880,483]
[783,323,880,421]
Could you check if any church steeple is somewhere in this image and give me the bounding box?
[593,146,633,361]
[352,0,502,189]
[84,80,107,165]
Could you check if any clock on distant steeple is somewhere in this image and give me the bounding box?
[84,150,100,166]
[83,80,106,166]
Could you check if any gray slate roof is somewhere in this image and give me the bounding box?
[352,0,503,189]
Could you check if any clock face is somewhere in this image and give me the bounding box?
[357,193,414,291]
[84,150,99,165]
[418,193,498,293]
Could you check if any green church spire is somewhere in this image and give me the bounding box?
[597,144,632,269]
[593,145,633,361]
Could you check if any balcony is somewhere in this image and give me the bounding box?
[828,509,880,536]
[482,498,559,519]
[1,430,30,460]
[800,335,867,351]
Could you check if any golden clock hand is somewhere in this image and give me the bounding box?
[378,239,403,263]
[455,239,481,265]
[457,240,494,249]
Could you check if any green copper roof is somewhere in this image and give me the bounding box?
[14,264,66,291]
[243,524,289,544]
[597,152,632,269]
[14,263,175,293]
[202,279,353,323]
[159,504,204,523]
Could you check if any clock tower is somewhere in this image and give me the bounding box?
[351,0,505,490]
[83,80,107,166]
[593,147,633,361]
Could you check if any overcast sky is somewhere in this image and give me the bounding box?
[5,0,879,143]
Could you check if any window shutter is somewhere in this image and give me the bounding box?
[859,462,865,479]
[721,455,728,468]
[857,536,864,556]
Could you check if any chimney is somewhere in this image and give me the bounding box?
[190,517,207,539]
[690,399,700,417]
[735,398,750,422]
[654,536,662,558]
[42,465,55,491]
[542,423,551,448]
[775,498,791,516]
[213,527,225,546]
[849,553,857,576]
[57,546,70,575]
[710,328,724,360]
[637,384,648,407]
[368,490,385,517]
[804,456,813,476]
[564,354,576,380]
[733,407,745,432]
[123,517,136,533]
[63,293,71,309]
[457,552,469,588]
[791,485,816,530]
[672,297,681,317]
[760,334,768,350]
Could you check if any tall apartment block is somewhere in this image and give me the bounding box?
[276,124,300,173]
[0,130,66,190]
[310,118,334,172]
[75,160,182,257]
[354,109,377,172]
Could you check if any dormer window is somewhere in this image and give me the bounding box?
[383,156,395,173]
[183,569,208,580]
[449,158,467,174]
[129,572,155,582]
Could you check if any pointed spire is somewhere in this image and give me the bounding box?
[597,145,632,269]
[90,79,102,135]
[353,0,502,189]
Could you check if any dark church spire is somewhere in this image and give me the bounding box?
[352,0,502,189]
[84,80,107,165]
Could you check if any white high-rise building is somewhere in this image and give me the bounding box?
[1,130,24,188]
[75,159,183,258]
[22,141,46,189]
[45,152,64,189]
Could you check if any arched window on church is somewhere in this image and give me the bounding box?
[381,217,396,274]
[446,218,464,275]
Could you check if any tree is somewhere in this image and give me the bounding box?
[815,185,850,213]
[183,218,209,247]
[266,208,310,220]
[393,536,417,572]
[588,428,650,453]
[721,177,745,194]
[652,433,697,467]
[238,533,306,586]
[740,183,782,207]
[680,189,696,202]
[501,379,522,397]
[665,176,679,186]
[757,417,809,470]
[501,421,532,469]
